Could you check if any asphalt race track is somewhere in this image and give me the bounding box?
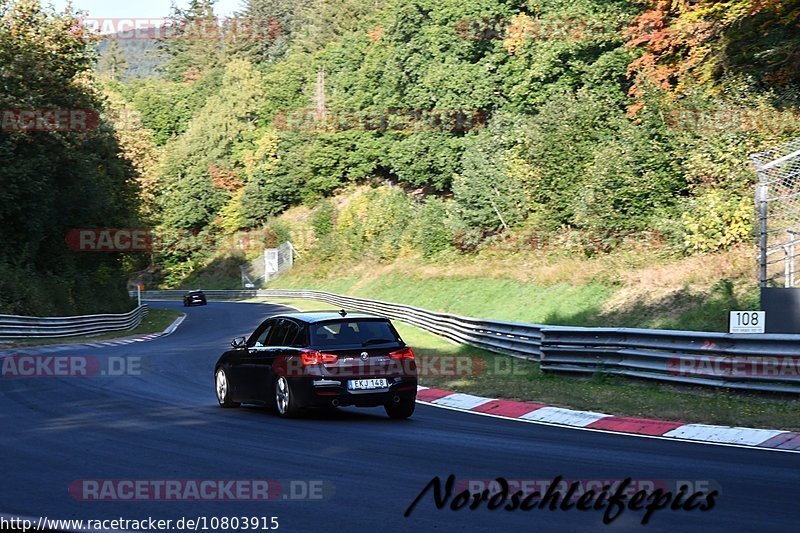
[1,301,798,532]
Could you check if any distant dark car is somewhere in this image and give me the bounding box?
[214,311,418,419]
[183,290,207,307]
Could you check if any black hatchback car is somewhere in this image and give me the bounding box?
[214,311,418,418]
[183,290,207,306]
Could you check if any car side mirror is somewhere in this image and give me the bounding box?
[231,336,246,349]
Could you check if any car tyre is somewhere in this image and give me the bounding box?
[385,398,415,419]
[274,375,301,418]
[215,367,239,408]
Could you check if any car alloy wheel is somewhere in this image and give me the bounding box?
[215,368,239,408]
[275,375,299,417]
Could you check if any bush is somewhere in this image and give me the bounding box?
[413,198,453,258]
[335,187,412,261]
[311,199,336,240]
[239,168,301,227]
[453,115,529,230]
[512,91,626,227]
[266,219,292,246]
[452,228,488,254]
[681,189,754,253]
[575,121,685,233]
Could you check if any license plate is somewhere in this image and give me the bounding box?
[347,378,388,390]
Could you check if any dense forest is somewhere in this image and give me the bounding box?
[0,0,141,315]
[2,0,800,312]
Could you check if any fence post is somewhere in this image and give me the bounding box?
[757,180,769,288]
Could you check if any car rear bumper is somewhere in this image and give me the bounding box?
[290,376,418,407]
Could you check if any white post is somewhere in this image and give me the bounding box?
[137,285,141,307]
[785,246,791,288]
[788,230,800,288]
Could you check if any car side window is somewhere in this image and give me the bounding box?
[291,324,308,347]
[283,321,301,347]
[248,319,274,347]
[266,320,289,347]
[254,323,273,347]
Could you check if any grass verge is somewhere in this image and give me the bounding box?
[0,308,184,348]
[267,298,800,431]
[267,249,758,332]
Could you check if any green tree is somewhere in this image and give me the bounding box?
[129,78,215,145]
[453,114,529,229]
[413,197,453,257]
[159,0,223,82]
[232,0,304,63]
[98,39,128,81]
[0,0,141,314]
[158,59,265,230]
[294,0,385,53]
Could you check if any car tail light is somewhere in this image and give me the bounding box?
[301,350,339,365]
[389,347,415,360]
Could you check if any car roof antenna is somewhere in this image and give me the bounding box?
[338,309,347,317]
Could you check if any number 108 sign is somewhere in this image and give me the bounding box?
[729,311,765,334]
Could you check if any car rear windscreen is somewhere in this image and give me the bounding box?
[310,320,401,348]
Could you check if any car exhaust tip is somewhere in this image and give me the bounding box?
[332,399,340,407]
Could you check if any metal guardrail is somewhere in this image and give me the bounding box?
[141,290,259,300]
[0,305,149,338]
[137,289,800,393]
[135,289,543,359]
[540,327,800,393]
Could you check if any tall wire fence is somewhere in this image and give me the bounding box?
[752,137,800,287]
[240,242,297,288]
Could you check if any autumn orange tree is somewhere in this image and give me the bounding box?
[626,0,800,97]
